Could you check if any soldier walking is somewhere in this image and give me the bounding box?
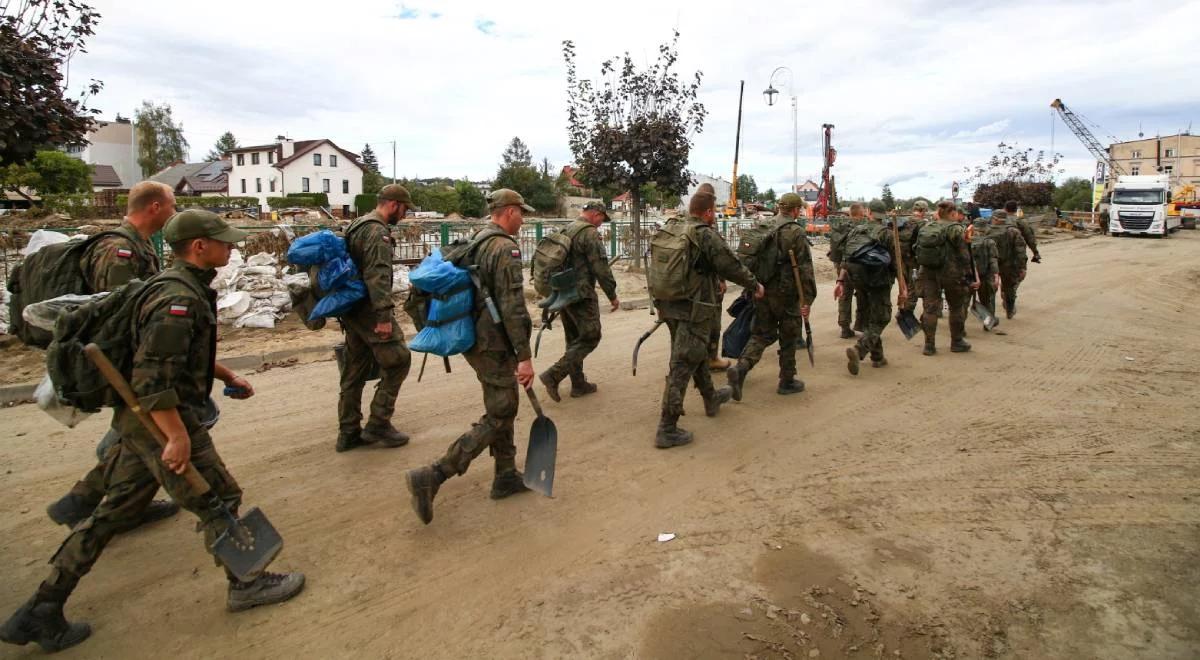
[969,215,1001,323]
[1001,200,1038,317]
[1,211,304,653]
[914,200,976,355]
[335,185,414,452]
[840,211,896,374]
[828,203,868,338]
[726,192,814,399]
[539,202,620,401]
[896,200,929,319]
[405,189,537,525]
[987,209,1028,321]
[650,188,763,449]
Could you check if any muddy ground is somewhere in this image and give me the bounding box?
[0,230,1196,658]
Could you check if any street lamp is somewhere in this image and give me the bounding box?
[763,66,798,194]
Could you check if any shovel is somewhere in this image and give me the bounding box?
[632,319,665,376]
[534,310,557,358]
[83,343,283,582]
[787,249,815,367]
[970,296,998,331]
[522,387,557,497]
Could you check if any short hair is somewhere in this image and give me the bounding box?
[849,202,865,216]
[169,239,193,256]
[688,192,716,216]
[1004,200,1019,213]
[936,200,956,219]
[127,181,172,214]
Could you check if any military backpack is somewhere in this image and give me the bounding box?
[530,221,589,297]
[913,221,952,268]
[987,224,1022,265]
[7,228,153,348]
[647,220,701,302]
[736,219,801,283]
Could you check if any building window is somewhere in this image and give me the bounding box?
[342,179,349,194]
[1130,150,1141,159]
[268,151,275,164]
[251,152,260,165]
[302,177,310,192]
[313,153,322,166]
[1164,165,1173,174]
[240,178,246,193]
[236,153,244,166]
[1131,166,1140,175]
[322,179,330,193]
[269,179,276,192]
[330,154,338,168]
[1165,148,1176,158]
[256,178,262,193]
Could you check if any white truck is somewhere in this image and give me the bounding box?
[1109,174,1178,238]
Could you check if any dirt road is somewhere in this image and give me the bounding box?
[1,231,1197,658]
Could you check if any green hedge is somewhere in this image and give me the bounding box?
[286,192,329,206]
[40,193,112,219]
[112,195,259,209]
[354,194,377,214]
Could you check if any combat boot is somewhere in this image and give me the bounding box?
[539,372,561,402]
[405,465,443,525]
[839,326,855,339]
[923,341,937,356]
[227,571,306,612]
[569,382,598,398]
[726,362,749,402]
[777,379,805,395]
[950,339,972,353]
[707,356,732,371]
[704,387,733,417]
[654,421,693,449]
[845,346,864,376]
[490,470,531,500]
[47,494,179,530]
[871,357,889,368]
[335,429,366,453]
[0,597,91,653]
[362,422,410,448]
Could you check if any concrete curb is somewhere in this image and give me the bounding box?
[0,344,334,407]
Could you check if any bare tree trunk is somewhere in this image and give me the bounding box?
[630,187,643,271]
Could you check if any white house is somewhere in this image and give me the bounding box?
[63,117,141,188]
[227,137,365,216]
[685,173,733,208]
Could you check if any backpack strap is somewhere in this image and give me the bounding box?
[460,225,516,265]
[345,216,386,239]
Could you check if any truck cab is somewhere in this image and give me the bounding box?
[1109,174,1178,237]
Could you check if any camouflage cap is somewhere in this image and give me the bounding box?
[378,184,414,204]
[582,201,610,220]
[911,200,929,211]
[777,192,805,209]
[488,188,535,213]
[991,209,1009,220]
[164,209,248,244]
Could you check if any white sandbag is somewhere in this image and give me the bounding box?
[22,292,109,332]
[246,252,277,267]
[241,265,277,277]
[391,264,411,295]
[212,248,244,290]
[268,291,292,311]
[282,272,309,288]
[234,310,276,329]
[21,229,71,256]
[35,373,93,428]
[0,283,10,334]
[217,291,252,322]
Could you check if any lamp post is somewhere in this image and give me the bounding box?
[763,66,798,194]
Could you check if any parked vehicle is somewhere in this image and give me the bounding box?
[1109,175,1177,238]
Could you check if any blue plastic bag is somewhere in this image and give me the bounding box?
[309,280,366,320]
[407,250,477,356]
[287,230,345,266]
[318,255,358,291]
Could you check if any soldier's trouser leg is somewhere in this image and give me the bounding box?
[919,272,942,344]
[978,281,997,317]
[707,292,725,360]
[943,276,968,342]
[545,298,602,386]
[776,304,801,382]
[852,286,866,332]
[1000,269,1019,313]
[661,319,707,419]
[738,304,779,375]
[44,425,243,596]
[339,318,411,431]
[903,269,919,313]
[436,349,519,476]
[66,429,122,506]
[838,279,856,329]
[855,284,892,361]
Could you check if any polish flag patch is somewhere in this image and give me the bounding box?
[511,249,521,258]
[116,248,132,258]
[168,304,189,316]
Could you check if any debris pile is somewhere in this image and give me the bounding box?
[0,282,10,335]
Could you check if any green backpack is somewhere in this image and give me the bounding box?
[648,220,701,302]
[45,271,201,412]
[737,219,799,283]
[913,221,951,268]
[530,222,589,297]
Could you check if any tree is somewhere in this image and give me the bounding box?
[0,0,103,166]
[736,174,759,203]
[501,137,532,169]
[760,188,777,205]
[1051,177,1093,212]
[881,184,895,210]
[563,31,707,268]
[31,150,91,192]
[205,131,238,162]
[455,180,486,217]
[134,101,189,176]
[359,144,386,194]
[964,141,1062,208]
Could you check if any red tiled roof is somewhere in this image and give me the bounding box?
[613,191,631,202]
[90,164,122,188]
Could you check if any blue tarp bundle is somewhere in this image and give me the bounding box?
[408,250,476,356]
[287,230,345,266]
[286,230,366,320]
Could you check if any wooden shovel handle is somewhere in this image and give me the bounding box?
[83,343,212,495]
[524,385,545,420]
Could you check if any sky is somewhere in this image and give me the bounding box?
[66,0,1200,201]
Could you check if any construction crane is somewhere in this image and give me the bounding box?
[726,81,745,217]
[813,123,836,219]
[1050,99,1125,176]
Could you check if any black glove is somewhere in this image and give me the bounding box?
[1032,253,1042,264]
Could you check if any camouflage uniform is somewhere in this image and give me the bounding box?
[542,218,617,390]
[338,212,412,436]
[844,220,895,364]
[1010,215,1040,261]
[828,216,866,333]
[433,225,532,478]
[896,216,925,314]
[989,212,1028,317]
[916,219,972,350]
[735,216,815,383]
[656,216,757,424]
[40,262,245,599]
[969,220,1000,319]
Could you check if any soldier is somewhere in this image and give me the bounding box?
[404,189,537,525]
[914,200,976,355]
[726,192,815,398]
[652,189,763,449]
[46,181,181,530]
[840,211,896,374]
[335,185,414,452]
[987,210,1028,320]
[539,202,620,400]
[970,215,1002,322]
[696,183,733,371]
[1002,200,1039,317]
[896,200,929,318]
[1,211,304,653]
[827,203,867,338]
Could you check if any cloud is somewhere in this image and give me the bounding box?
[393,3,419,19]
[474,19,495,35]
[877,171,929,187]
[951,119,1011,139]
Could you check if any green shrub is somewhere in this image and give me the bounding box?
[286,192,329,206]
[354,194,377,214]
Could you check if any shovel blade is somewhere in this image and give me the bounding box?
[970,301,998,330]
[212,507,283,582]
[896,309,920,340]
[523,416,558,497]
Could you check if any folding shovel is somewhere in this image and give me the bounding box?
[889,218,920,340]
[522,387,557,497]
[971,297,998,331]
[83,344,283,582]
[632,319,665,376]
